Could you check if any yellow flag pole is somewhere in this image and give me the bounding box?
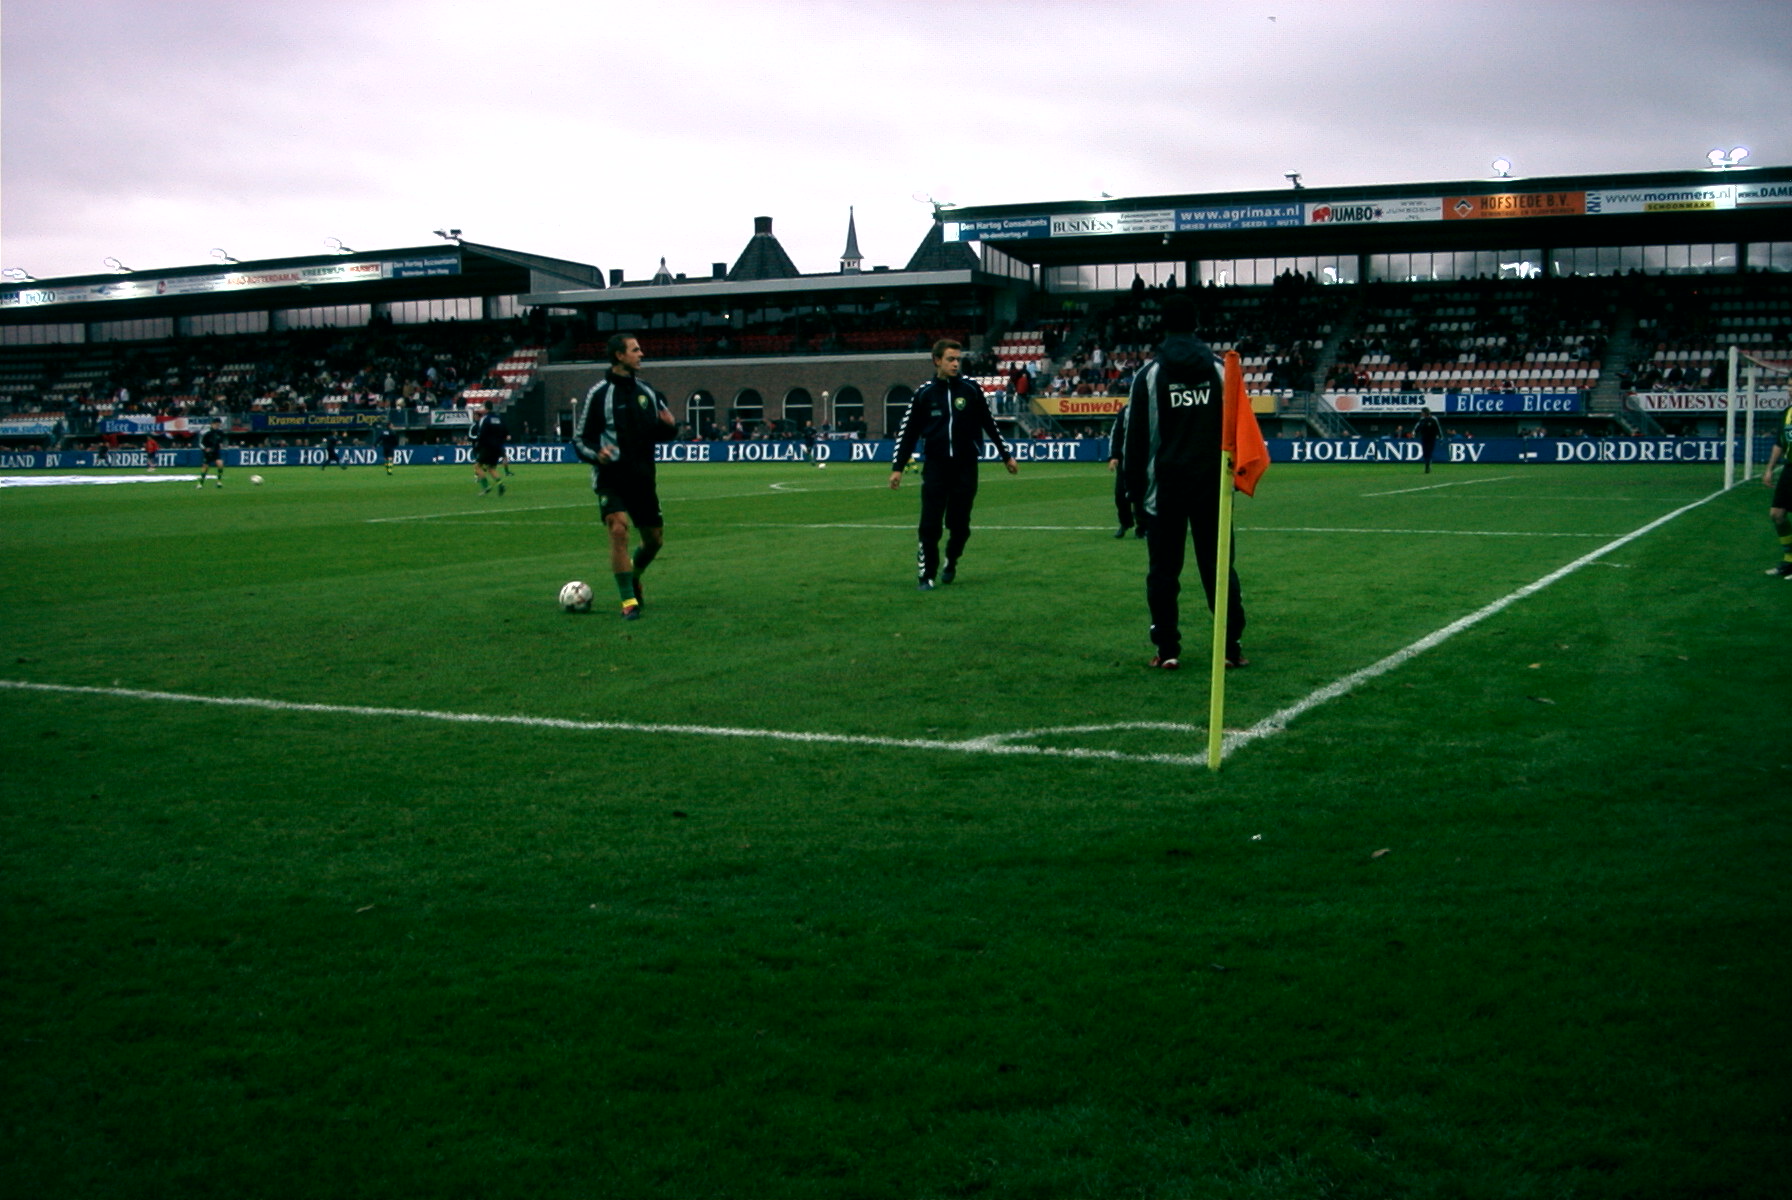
[1208,447,1235,770]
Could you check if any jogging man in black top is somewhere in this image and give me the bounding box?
[471,406,510,496]
[888,339,1017,589]
[1126,301,1248,670]
[377,425,401,475]
[574,335,677,619]
[197,424,225,489]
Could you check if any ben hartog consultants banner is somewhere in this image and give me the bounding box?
[0,438,1769,471]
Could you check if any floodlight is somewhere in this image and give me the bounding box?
[1491,158,1513,177]
[1284,172,1304,189]
[325,237,355,254]
[211,248,240,263]
[103,257,134,273]
[2,268,36,282]
[1707,147,1750,168]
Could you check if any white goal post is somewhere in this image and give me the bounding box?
[1723,346,1791,489]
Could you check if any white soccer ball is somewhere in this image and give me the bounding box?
[250,474,264,485]
[817,462,827,469]
[559,580,594,612]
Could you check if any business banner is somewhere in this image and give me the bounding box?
[1174,202,1305,232]
[1327,391,1585,415]
[1048,210,1176,237]
[1444,191,1586,220]
[1630,390,1788,412]
[245,412,394,433]
[0,417,63,437]
[1308,196,1442,225]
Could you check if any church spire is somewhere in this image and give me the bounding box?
[840,207,863,274]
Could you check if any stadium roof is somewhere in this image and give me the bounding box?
[0,241,602,325]
[941,165,1792,266]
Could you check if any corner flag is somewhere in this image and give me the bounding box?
[1208,350,1266,770]
[1222,350,1268,497]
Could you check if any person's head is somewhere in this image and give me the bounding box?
[1160,296,1199,336]
[932,339,963,380]
[608,334,644,375]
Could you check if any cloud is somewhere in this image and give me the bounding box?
[4,0,1789,279]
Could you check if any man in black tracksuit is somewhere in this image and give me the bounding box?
[573,334,678,619]
[889,339,1018,589]
[1412,408,1442,473]
[1126,305,1248,670]
[1107,400,1147,538]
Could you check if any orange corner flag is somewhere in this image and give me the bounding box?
[1221,350,1269,497]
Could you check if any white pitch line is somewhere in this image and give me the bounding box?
[1244,525,1613,538]
[728,522,1609,538]
[1363,475,1520,496]
[366,502,589,523]
[0,680,1209,768]
[1215,483,1733,760]
[0,474,202,487]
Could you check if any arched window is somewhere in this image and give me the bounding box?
[687,390,716,436]
[730,388,764,428]
[783,387,813,432]
[883,385,913,439]
[831,386,864,433]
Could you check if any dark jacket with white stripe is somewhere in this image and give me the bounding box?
[1124,334,1224,516]
[891,376,1011,472]
[573,371,675,470]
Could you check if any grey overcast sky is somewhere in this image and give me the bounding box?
[3,0,1788,283]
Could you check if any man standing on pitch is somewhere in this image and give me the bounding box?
[1412,406,1442,473]
[471,405,510,496]
[1765,401,1792,578]
[1126,299,1248,670]
[1108,399,1146,538]
[888,339,1017,589]
[574,335,677,619]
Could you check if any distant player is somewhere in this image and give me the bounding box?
[321,433,347,470]
[888,339,1017,589]
[471,407,509,496]
[143,433,160,472]
[197,424,225,488]
[573,335,678,619]
[1412,408,1442,474]
[377,426,400,475]
[1765,402,1792,578]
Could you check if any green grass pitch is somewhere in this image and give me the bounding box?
[2,459,1787,1198]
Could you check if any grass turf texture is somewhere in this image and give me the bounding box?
[2,461,1787,1199]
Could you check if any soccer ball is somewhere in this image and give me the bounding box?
[559,580,594,612]
[817,462,827,469]
[250,474,264,485]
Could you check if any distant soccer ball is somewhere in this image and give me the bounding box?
[250,474,264,485]
[817,462,827,469]
[559,580,593,612]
